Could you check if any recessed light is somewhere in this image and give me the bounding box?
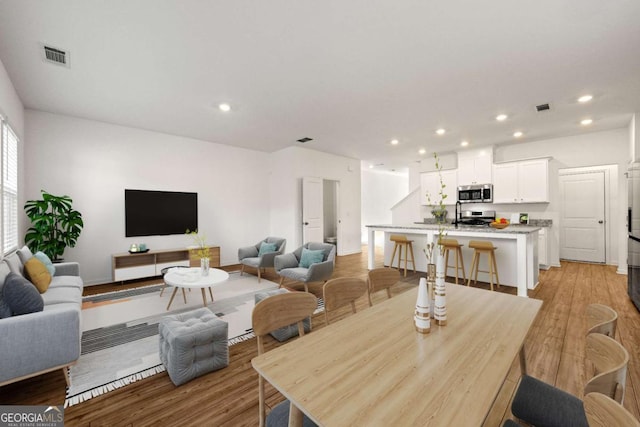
[418,148,426,155]
[581,118,593,126]
[390,139,399,145]
[435,128,446,135]
[218,103,231,112]
[369,164,374,169]
[496,114,508,121]
[578,95,593,103]
[513,131,523,138]
[460,140,469,147]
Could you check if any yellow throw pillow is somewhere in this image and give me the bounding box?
[24,257,52,293]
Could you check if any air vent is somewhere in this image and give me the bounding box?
[297,137,313,143]
[536,103,550,112]
[42,44,70,67]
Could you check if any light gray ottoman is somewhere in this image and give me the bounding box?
[254,289,311,342]
[159,307,229,386]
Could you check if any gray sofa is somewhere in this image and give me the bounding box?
[0,246,83,386]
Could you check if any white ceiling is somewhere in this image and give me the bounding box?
[1,1,639,171]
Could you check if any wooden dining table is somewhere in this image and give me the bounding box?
[252,283,543,426]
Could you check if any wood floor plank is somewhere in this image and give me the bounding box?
[1,248,640,426]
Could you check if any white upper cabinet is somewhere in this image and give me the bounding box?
[420,169,458,206]
[493,158,550,203]
[457,148,493,185]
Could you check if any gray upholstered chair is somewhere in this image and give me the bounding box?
[238,237,286,282]
[511,333,629,427]
[274,242,336,292]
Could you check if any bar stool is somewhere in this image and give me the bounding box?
[389,234,415,277]
[439,238,466,285]
[467,240,500,291]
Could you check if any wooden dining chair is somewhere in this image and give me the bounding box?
[511,333,629,427]
[367,267,401,305]
[322,277,370,325]
[252,292,318,427]
[586,303,618,337]
[584,392,640,427]
[583,332,629,403]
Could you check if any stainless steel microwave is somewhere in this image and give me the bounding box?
[457,184,493,203]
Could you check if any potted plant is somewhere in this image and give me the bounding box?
[186,229,211,275]
[24,190,84,261]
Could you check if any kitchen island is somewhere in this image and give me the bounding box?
[366,223,540,297]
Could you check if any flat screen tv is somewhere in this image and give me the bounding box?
[125,189,198,237]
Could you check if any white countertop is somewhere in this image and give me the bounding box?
[366,223,540,234]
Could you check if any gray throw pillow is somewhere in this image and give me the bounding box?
[3,272,44,316]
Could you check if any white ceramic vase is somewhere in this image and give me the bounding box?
[434,250,447,326]
[414,277,431,333]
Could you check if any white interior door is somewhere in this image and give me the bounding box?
[302,176,324,243]
[559,171,606,263]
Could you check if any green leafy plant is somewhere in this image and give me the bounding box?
[186,229,210,259]
[24,191,84,261]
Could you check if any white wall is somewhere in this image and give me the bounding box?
[0,58,25,245]
[361,168,409,244]
[24,110,272,285]
[0,59,23,139]
[269,146,361,256]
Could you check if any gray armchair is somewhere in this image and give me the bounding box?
[274,242,336,292]
[238,237,286,282]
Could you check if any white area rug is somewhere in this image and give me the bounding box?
[65,272,280,407]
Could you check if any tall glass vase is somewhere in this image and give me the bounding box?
[434,250,447,326]
[426,263,436,319]
[200,257,210,276]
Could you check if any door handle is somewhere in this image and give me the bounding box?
[303,222,309,226]
[598,220,604,224]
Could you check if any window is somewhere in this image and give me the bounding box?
[1,117,19,255]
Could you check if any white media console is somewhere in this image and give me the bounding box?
[111,246,221,282]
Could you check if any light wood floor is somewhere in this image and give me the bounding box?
[1,247,639,426]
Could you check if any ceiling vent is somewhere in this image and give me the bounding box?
[42,44,70,67]
[297,137,313,143]
[536,103,550,112]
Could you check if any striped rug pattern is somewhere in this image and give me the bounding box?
[65,277,323,407]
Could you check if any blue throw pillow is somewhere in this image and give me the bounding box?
[34,251,56,276]
[298,248,325,268]
[258,242,278,257]
[3,272,44,316]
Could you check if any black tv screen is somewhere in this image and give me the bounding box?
[125,189,198,237]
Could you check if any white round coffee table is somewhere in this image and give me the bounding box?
[163,267,229,310]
